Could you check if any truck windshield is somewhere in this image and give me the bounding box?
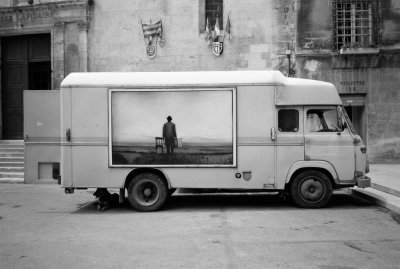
[306,109,341,132]
[340,106,357,134]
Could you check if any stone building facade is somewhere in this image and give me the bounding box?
[295,0,400,162]
[0,0,399,163]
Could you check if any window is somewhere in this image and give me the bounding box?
[206,0,223,30]
[332,0,379,51]
[278,109,299,132]
[306,109,341,132]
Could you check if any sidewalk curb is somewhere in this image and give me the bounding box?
[0,179,24,184]
[352,188,400,214]
[371,183,400,198]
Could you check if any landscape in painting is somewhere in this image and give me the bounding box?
[110,89,235,166]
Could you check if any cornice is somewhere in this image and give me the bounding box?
[0,1,88,14]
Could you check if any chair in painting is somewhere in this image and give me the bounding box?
[155,137,164,154]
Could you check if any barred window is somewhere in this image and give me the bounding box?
[332,0,379,51]
[206,0,223,30]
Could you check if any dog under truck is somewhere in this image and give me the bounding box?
[60,71,370,211]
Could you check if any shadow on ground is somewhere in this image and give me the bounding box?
[72,190,375,214]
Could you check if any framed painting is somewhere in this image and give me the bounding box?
[109,88,236,167]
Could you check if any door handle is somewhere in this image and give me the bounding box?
[271,127,276,141]
[66,128,71,142]
[305,138,310,145]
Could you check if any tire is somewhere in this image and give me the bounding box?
[127,173,168,212]
[290,170,333,208]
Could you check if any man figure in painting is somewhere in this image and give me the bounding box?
[163,116,177,155]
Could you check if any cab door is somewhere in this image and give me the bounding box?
[304,106,355,182]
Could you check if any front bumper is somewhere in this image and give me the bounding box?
[356,176,371,188]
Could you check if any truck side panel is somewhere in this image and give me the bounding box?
[72,146,126,188]
[71,88,108,143]
[63,85,278,190]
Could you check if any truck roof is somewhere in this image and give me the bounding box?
[61,71,342,105]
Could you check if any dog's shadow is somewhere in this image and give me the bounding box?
[73,199,132,214]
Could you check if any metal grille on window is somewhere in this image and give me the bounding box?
[332,0,379,51]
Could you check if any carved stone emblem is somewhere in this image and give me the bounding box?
[212,41,223,56]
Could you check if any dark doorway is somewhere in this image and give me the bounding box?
[1,34,51,139]
[344,105,366,142]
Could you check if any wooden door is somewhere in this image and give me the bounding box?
[1,34,51,139]
[2,36,28,139]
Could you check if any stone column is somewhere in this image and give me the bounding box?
[77,20,88,72]
[52,21,65,90]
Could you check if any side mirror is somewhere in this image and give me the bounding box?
[353,135,362,145]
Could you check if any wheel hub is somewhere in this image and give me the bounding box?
[132,180,160,206]
[143,188,152,196]
[300,178,325,203]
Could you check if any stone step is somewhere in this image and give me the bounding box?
[0,162,24,168]
[0,141,25,182]
[0,148,24,153]
[0,145,24,149]
[0,152,24,158]
[0,143,24,146]
[0,157,24,162]
[0,178,24,183]
[0,140,24,145]
[0,151,24,155]
[0,146,24,150]
[0,150,24,155]
[0,172,24,179]
[0,166,24,173]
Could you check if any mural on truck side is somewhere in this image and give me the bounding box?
[109,89,236,167]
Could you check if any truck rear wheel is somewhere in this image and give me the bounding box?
[127,173,168,212]
[290,170,332,208]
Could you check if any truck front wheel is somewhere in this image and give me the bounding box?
[290,170,333,208]
[127,173,168,212]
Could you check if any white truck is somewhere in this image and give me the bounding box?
[60,71,370,211]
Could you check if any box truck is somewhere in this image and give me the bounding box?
[60,71,370,211]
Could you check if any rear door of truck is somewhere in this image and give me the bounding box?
[60,86,73,187]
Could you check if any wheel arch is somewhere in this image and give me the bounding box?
[285,161,339,190]
[124,168,171,190]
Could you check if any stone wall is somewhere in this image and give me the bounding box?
[295,0,400,163]
[87,0,292,73]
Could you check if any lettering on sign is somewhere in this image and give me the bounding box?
[0,11,55,23]
[340,81,365,86]
[340,81,365,93]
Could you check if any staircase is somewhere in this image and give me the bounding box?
[0,140,24,183]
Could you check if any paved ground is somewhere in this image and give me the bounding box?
[1,183,400,269]
[352,164,400,214]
